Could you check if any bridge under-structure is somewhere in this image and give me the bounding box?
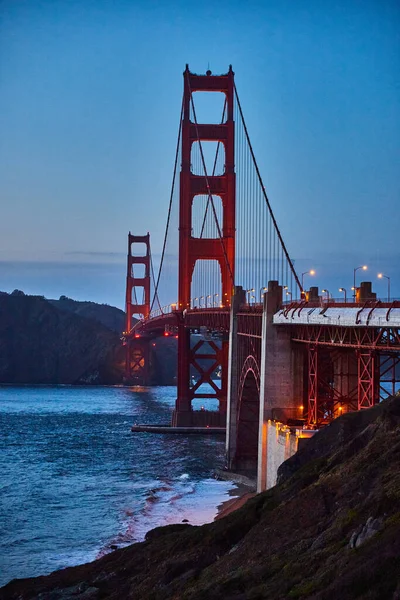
[123,65,400,491]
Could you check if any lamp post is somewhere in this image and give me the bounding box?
[213,293,219,307]
[353,265,367,300]
[338,288,347,303]
[321,289,330,300]
[259,286,267,302]
[378,273,390,302]
[286,290,292,300]
[301,270,315,294]
[192,297,198,308]
[199,296,204,308]
[205,294,211,308]
[246,288,255,304]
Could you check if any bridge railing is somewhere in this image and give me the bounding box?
[149,304,178,319]
[146,297,399,321]
[281,297,400,306]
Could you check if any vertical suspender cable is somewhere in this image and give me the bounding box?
[234,84,302,294]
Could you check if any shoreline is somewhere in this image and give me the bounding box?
[215,482,256,521]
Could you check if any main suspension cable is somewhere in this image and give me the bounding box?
[150,99,184,313]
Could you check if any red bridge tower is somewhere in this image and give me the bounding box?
[174,66,236,426]
[125,233,151,384]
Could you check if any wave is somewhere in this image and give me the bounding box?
[96,475,236,558]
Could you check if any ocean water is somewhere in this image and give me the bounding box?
[0,386,235,587]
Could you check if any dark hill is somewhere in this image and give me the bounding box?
[2,396,400,599]
[49,296,128,333]
[0,293,124,384]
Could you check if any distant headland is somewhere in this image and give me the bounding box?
[0,291,176,386]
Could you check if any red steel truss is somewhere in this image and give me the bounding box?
[308,346,318,426]
[291,323,400,426]
[357,350,377,410]
[291,323,400,351]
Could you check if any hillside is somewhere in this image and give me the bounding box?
[0,292,124,384]
[2,396,400,599]
[49,296,127,333]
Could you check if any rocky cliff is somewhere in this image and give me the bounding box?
[2,396,400,599]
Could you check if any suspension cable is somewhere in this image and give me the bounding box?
[149,246,161,312]
[150,99,184,313]
[234,84,302,293]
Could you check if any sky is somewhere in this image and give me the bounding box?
[0,0,399,309]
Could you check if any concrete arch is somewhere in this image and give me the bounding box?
[236,355,260,474]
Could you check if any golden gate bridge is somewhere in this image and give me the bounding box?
[122,65,400,485]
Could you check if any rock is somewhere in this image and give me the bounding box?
[145,523,192,541]
[349,516,384,549]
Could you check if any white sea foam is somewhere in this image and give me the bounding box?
[97,477,238,558]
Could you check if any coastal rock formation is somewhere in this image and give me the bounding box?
[2,396,400,599]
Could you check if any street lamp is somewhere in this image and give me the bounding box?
[338,288,347,303]
[378,273,391,302]
[321,289,330,300]
[353,265,367,300]
[286,290,292,300]
[206,294,211,307]
[301,270,315,292]
[192,297,198,308]
[246,288,255,303]
[259,286,267,302]
[199,295,204,308]
[213,293,219,307]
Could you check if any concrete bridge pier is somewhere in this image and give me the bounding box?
[257,281,304,492]
[226,282,304,486]
[225,286,246,470]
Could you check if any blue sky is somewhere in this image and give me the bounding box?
[0,0,399,309]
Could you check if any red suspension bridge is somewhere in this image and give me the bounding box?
[123,66,400,479]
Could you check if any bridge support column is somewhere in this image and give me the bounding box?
[172,323,192,426]
[332,351,358,415]
[226,286,246,469]
[257,281,304,492]
[125,338,152,386]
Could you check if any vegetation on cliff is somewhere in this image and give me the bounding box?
[49,296,126,333]
[2,396,400,599]
[0,292,124,384]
